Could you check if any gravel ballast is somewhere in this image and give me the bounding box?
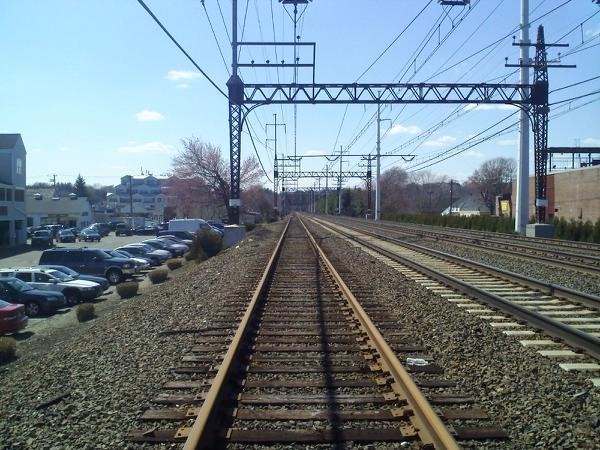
[306,218,600,449]
[0,223,283,450]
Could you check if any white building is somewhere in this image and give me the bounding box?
[26,191,93,228]
[0,134,27,248]
[114,175,167,222]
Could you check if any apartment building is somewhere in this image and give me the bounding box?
[0,134,27,248]
[113,175,167,222]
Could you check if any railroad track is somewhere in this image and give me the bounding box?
[308,216,600,385]
[128,216,506,448]
[334,217,600,276]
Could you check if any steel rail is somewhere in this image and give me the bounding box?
[298,216,460,450]
[323,218,600,310]
[181,218,291,450]
[338,217,600,275]
[310,217,600,361]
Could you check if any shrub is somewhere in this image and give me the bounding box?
[245,223,256,232]
[183,251,194,261]
[148,268,169,284]
[187,229,222,261]
[166,258,183,270]
[0,337,16,364]
[76,303,95,322]
[116,281,139,299]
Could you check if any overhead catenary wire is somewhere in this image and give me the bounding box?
[201,0,230,75]
[136,0,228,99]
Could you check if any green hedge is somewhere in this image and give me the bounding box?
[381,213,600,243]
[381,213,515,233]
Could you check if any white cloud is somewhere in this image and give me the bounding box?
[389,124,422,135]
[585,25,600,38]
[116,142,174,155]
[166,70,202,81]
[423,135,456,147]
[304,149,326,156]
[176,83,189,89]
[497,139,518,146]
[465,104,516,111]
[135,110,164,122]
[464,150,483,158]
[582,137,600,146]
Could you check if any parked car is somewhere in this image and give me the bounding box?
[134,225,159,236]
[0,277,66,317]
[39,248,137,284]
[90,223,111,237]
[115,223,133,236]
[142,239,186,257]
[0,268,99,307]
[31,230,54,247]
[44,224,64,237]
[118,245,167,266]
[57,229,76,243]
[157,230,195,242]
[112,248,153,268]
[37,265,110,292]
[79,228,101,242]
[103,249,150,271]
[0,299,28,335]
[109,221,125,231]
[156,236,190,252]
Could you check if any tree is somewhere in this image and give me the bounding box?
[467,157,516,214]
[74,174,87,197]
[171,137,264,222]
[379,167,409,214]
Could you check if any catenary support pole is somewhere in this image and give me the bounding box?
[515,0,530,233]
[375,102,381,221]
[338,146,343,215]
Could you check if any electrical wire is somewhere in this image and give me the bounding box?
[136,0,228,98]
[201,0,230,75]
[551,75,600,93]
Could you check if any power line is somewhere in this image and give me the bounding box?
[136,0,227,98]
[201,0,230,75]
[550,89,600,105]
[551,75,600,93]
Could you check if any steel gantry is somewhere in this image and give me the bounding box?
[226,0,551,225]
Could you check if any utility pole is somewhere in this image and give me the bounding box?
[266,114,286,215]
[129,175,133,216]
[375,101,391,221]
[449,179,454,216]
[325,165,329,215]
[338,145,343,215]
[515,0,530,234]
[49,174,57,190]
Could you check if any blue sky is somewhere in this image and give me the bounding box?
[1,0,599,188]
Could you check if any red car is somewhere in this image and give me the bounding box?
[0,300,28,335]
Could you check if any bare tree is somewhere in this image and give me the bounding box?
[379,167,409,214]
[467,157,517,213]
[171,137,263,222]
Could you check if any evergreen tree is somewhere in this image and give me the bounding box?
[74,174,87,197]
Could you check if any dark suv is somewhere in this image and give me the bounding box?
[39,248,137,284]
[115,223,133,236]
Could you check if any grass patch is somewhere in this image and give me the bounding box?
[116,281,139,299]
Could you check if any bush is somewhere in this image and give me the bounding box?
[116,281,139,299]
[166,258,183,270]
[148,268,169,284]
[184,251,194,261]
[187,229,222,261]
[0,337,16,364]
[76,303,95,322]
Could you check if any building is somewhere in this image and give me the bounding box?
[26,191,93,228]
[0,134,27,248]
[441,194,490,217]
[113,175,167,222]
[514,165,600,223]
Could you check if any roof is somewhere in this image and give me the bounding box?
[0,134,21,149]
[26,194,91,216]
[442,194,488,214]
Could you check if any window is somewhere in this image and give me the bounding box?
[15,273,31,282]
[34,273,51,282]
[82,211,88,216]
[0,207,7,216]
[0,189,5,201]
[6,189,12,201]
[16,158,23,175]
[14,190,24,202]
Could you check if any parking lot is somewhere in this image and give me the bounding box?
[0,233,150,268]
[0,233,171,342]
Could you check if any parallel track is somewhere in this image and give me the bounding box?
[128,216,507,448]
[336,217,600,275]
[310,216,600,365]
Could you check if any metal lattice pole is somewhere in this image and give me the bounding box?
[533,25,549,223]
